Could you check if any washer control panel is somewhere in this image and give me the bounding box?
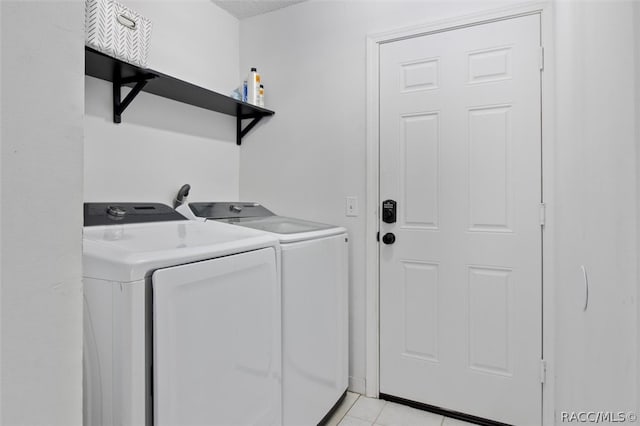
[84,203,186,226]
[188,202,274,220]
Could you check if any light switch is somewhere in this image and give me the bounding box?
[345,196,358,217]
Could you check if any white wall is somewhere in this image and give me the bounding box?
[0,2,3,418]
[636,0,640,412]
[553,0,638,418]
[237,0,534,394]
[1,1,84,424]
[85,0,242,205]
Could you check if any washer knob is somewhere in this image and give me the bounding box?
[106,205,127,219]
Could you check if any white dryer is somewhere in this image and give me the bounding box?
[178,202,349,426]
[83,203,281,426]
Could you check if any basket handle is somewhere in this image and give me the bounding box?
[117,14,136,30]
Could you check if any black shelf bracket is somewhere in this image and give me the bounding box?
[113,71,156,123]
[236,114,265,146]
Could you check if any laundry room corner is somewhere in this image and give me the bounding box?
[84,0,243,205]
[2,0,640,424]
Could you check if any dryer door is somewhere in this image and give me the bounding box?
[152,247,281,426]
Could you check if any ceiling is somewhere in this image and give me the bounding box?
[212,0,307,19]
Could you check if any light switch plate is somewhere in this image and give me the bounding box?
[345,196,358,217]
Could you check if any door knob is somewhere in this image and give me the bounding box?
[382,233,396,245]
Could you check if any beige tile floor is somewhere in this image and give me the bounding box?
[324,392,476,426]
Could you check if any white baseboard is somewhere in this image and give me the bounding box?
[348,376,366,395]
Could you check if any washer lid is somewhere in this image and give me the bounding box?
[186,202,346,243]
[83,219,279,283]
[220,216,333,234]
[215,216,346,243]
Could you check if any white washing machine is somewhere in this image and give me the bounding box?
[178,202,349,426]
[83,203,282,426]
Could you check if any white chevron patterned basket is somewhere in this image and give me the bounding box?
[85,0,152,68]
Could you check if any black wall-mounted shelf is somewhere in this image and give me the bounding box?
[85,46,274,145]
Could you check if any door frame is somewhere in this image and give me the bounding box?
[364,2,556,424]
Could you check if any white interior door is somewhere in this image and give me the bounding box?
[379,14,542,425]
[153,248,281,426]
